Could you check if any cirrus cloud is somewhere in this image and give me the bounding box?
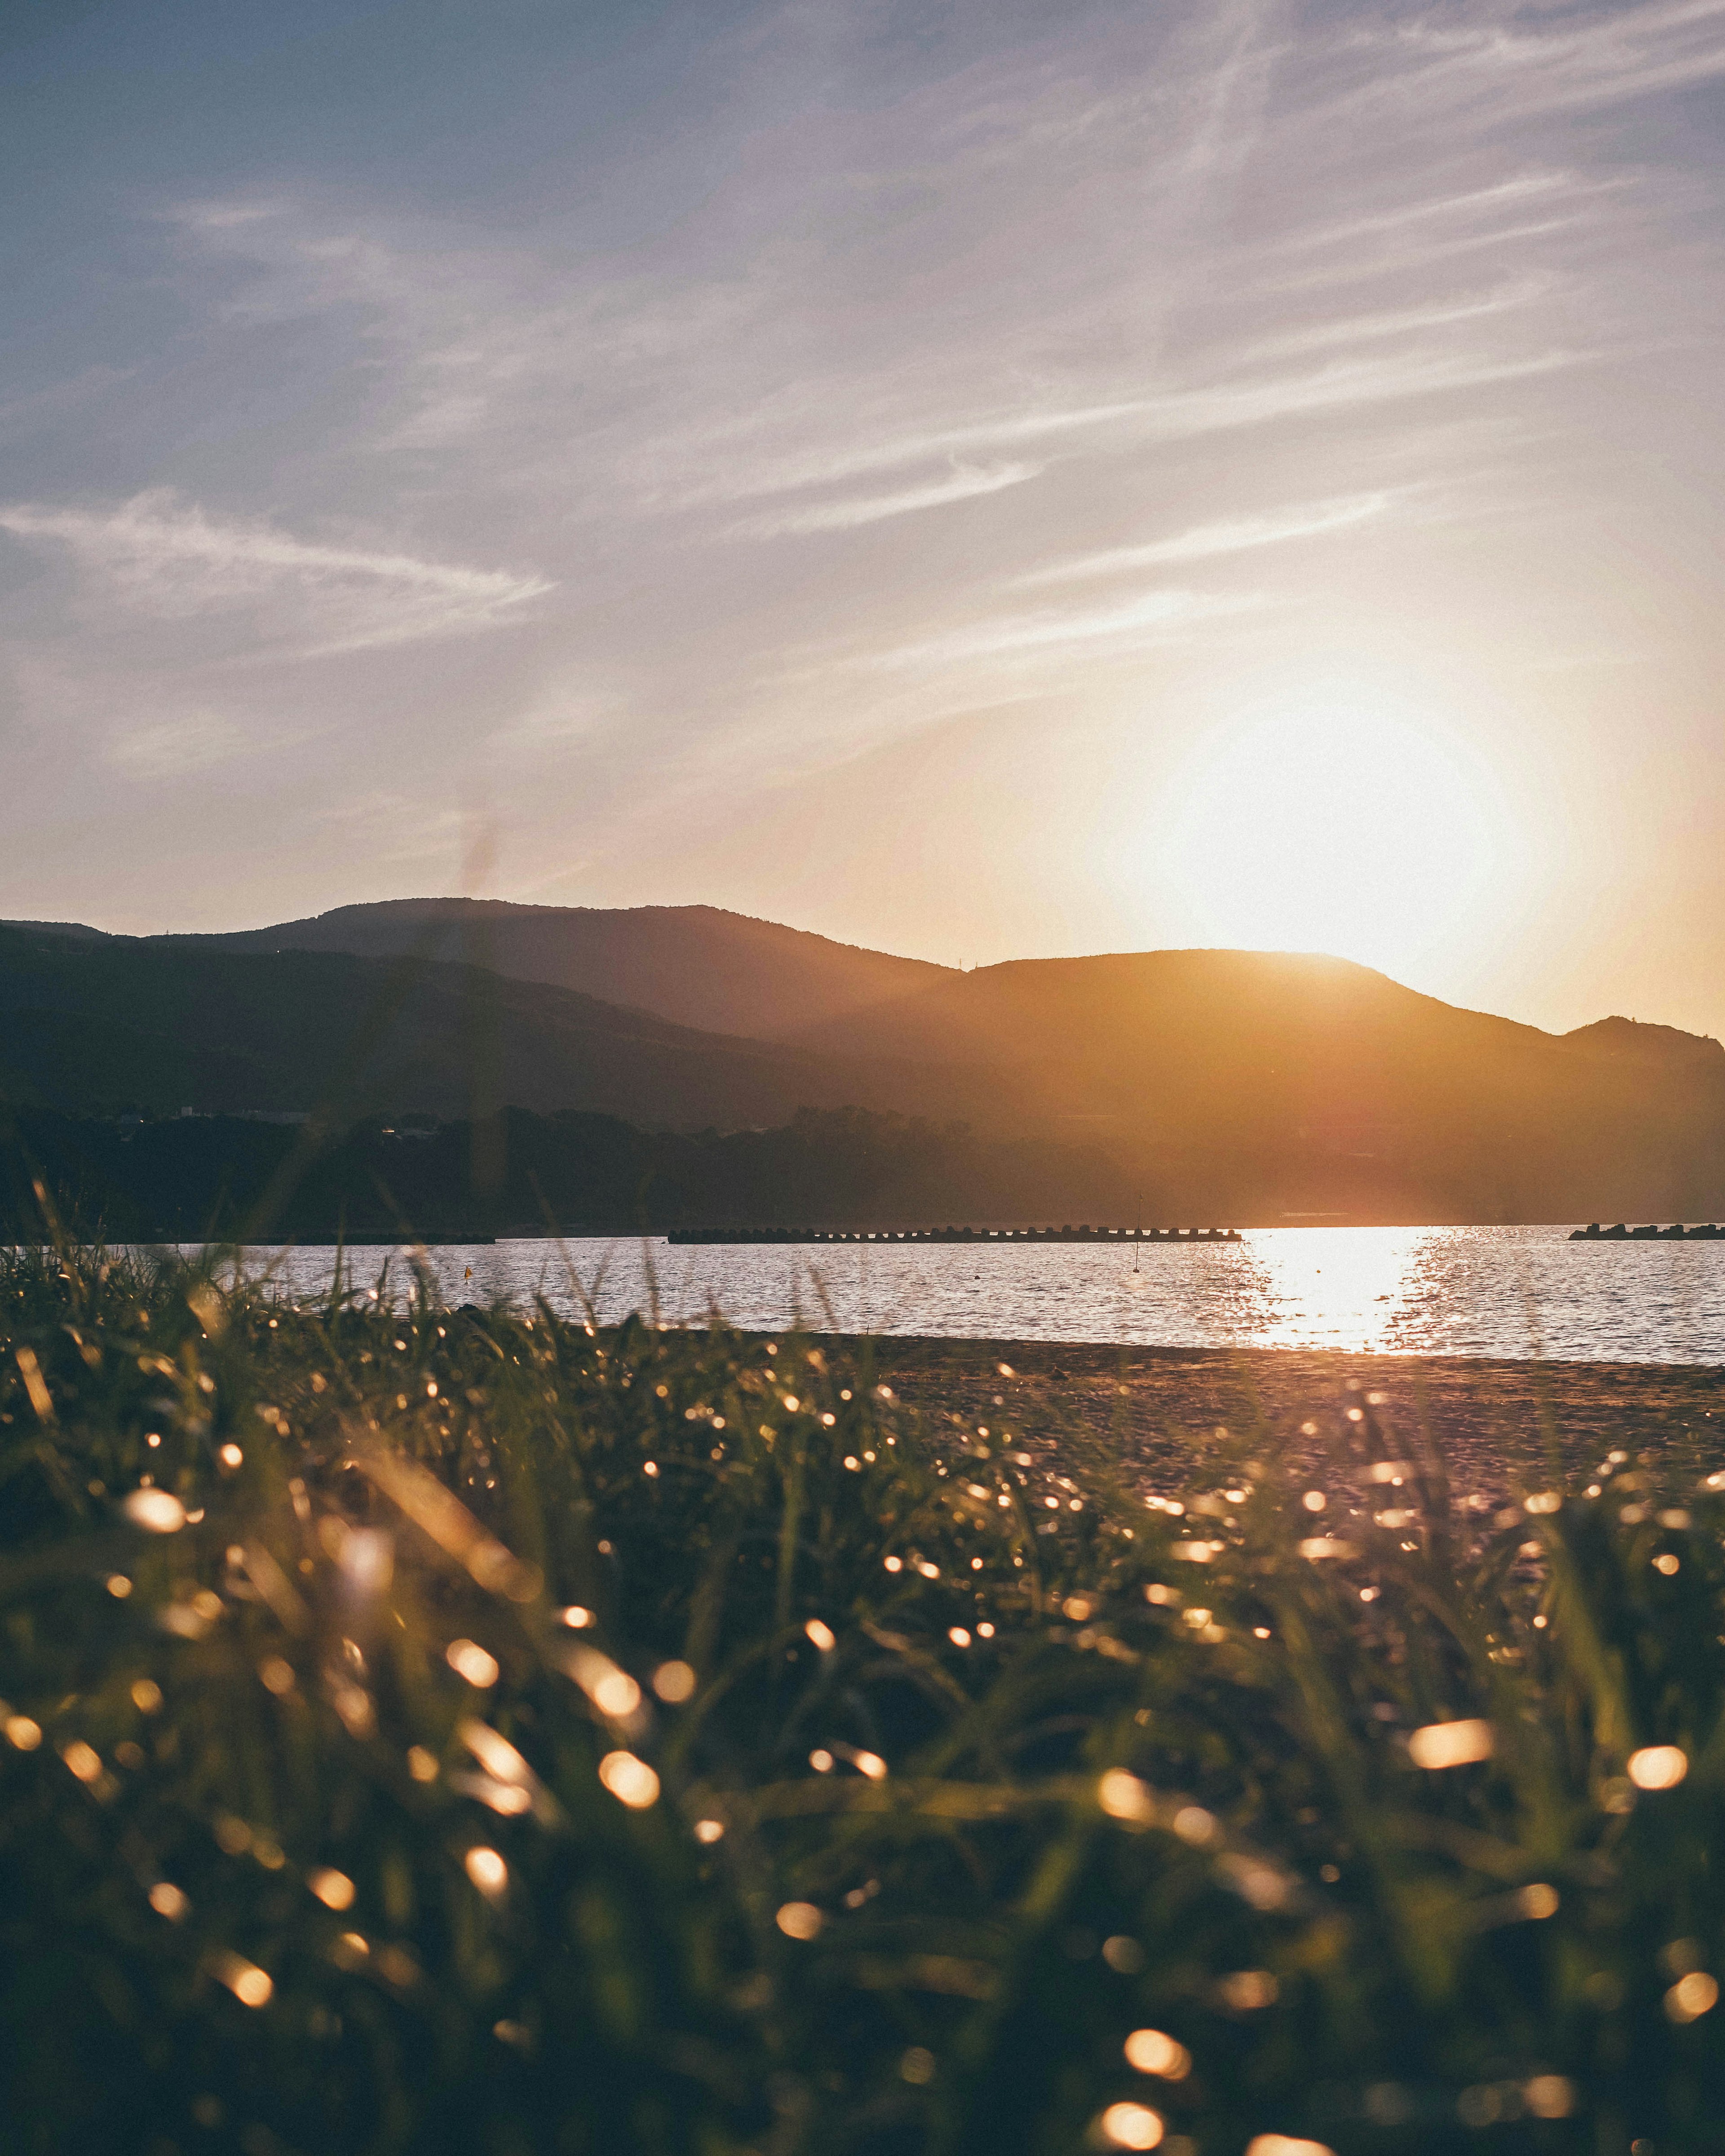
[0,490,553,656]
[730,459,1043,538]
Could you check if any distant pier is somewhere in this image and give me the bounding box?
[1569,1222,1724,1241]
[665,1224,1244,1246]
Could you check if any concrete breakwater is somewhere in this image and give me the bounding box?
[1569,1222,1724,1240]
[665,1224,1244,1246]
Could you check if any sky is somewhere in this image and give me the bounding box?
[3,0,1724,1040]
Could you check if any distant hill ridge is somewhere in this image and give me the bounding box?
[149,897,952,1041]
[0,920,951,1133]
[788,945,1725,1218]
[3,907,1722,1221]
[794,945,1725,1079]
[1560,1015,1725,1068]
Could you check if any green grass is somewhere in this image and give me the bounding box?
[1,1236,1722,2156]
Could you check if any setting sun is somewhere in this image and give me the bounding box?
[1163,697,1522,979]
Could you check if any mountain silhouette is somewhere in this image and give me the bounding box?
[4,918,1723,1222]
[794,948,1725,1221]
[146,898,951,1040]
[0,923,947,1132]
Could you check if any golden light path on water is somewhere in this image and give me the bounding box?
[250,1227,1725,1365]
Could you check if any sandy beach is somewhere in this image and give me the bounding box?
[837,1334,1725,1498]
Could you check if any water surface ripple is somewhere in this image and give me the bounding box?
[251,1226,1725,1365]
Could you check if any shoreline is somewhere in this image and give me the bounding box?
[797,1333,1725,1495]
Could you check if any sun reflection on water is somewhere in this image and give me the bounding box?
[1246,1228,1446,1353]
[245,1225,1725,1365]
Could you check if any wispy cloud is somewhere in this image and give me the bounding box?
[731,460,1042,537]
[1136,346,1591,447]
[876,587,1261,670]
[0,491,552,653]
[1018,493,1398,588]
[675,344,1588,521]
[1268,169,1577,252]
[672,399,1148,510]
[1305,0,1725,140]
[1234,282,1550,364]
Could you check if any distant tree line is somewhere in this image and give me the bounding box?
[0,1105,1127,1245]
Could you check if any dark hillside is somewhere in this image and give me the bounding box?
[0,918,112,942]
[0,1106,1123,1243]
[798,949,1725,1221]
[158,897,952,1039]
[8,924,1725,1221]
[0,925,951,1133]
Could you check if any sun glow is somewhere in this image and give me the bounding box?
[1163,697,1519,980]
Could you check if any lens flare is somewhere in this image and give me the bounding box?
[1667,1972,1719,2023]
[1628,1745,1688,1790]
[308,1867,355,1911]
[212,1952,274,2008]
[122,1489,186,1534]
[1097,2100,1163,2148]
[464,1846,509,1901]
[597,1750,660,1808]
[1409,1719,1494,1770]
[447,1639,500,1688]
[1124,2029,1191,2079]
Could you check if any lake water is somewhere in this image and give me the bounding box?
[246,1225,1725,1366]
